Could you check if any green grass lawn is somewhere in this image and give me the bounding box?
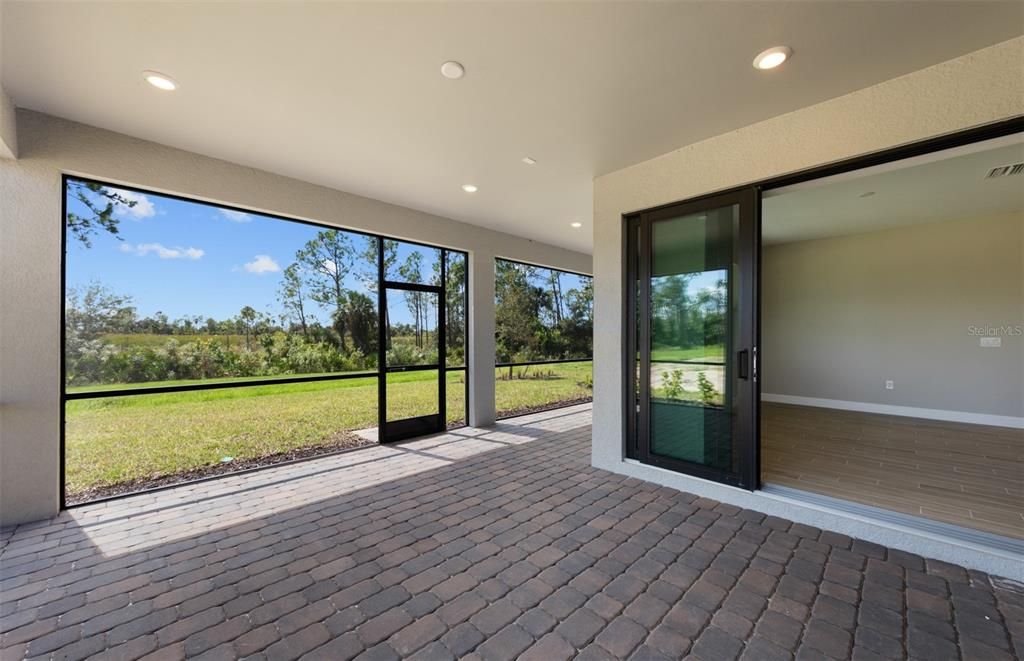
[65,362,592,497]
[650,344,724,362]
[495,362,593,418]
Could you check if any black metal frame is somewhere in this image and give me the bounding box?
[494,257,592,280]
[623,116,1024,491]
[380,280,447,442]
[625,189,758,489]
[60,174,470,508]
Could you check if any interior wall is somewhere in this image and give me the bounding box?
[0,110,590,526]
[590,37,1023,575]
[761,212,1023,420]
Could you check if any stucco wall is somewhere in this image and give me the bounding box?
[591,37,1024,576]
[0,86,15,160]
[0,1,14,159]
[0,110,590,526]
[762,212,1023,420]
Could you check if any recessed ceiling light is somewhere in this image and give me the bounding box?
[752,46,792,70]
[143,70,178,91]
[522,157,537,166]
[441,61,465,79]
[461,184,478,193]
[859,191,876,198]
[570,222,582,228]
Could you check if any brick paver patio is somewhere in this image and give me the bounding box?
[1,404,1021,660]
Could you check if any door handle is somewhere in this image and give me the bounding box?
[737,349,749,380]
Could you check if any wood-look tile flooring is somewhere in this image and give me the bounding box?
[761,403,1024,539]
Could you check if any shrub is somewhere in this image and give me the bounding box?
[661,369,684,400]
[697,371,718,406]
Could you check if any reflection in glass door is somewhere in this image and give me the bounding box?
[627,189,758,488]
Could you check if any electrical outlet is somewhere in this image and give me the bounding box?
[885,380,894,390]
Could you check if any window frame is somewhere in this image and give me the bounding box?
[60,174,470,508]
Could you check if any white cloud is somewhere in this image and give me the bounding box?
[109,189,157,219]
[322,259,337,276]
[121,242,205,260]
[244,254,281,274]
[219,209,252,223]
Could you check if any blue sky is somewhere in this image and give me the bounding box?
[65,181,595,328]
[64,182,450,325]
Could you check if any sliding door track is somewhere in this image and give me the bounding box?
[761,484,1024,556]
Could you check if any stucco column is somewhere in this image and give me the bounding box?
[468,249,496,427]
[0,154,62,526]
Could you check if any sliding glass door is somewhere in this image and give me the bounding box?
[627,189,758,488]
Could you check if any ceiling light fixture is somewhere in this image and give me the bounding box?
[143,70,178,91]
[462,184,478,193]
[522,157,537,165]
[441,61,465,79]
[752,46,792,70]
[570,222,582,228]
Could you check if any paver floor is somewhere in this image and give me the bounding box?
[1,404,1022,660]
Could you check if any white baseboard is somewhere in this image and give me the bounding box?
[761,393,1024,429]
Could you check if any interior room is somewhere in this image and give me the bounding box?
[760,135,1024,541]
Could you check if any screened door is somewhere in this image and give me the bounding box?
[627,188,758,488]
[379,284,445,442]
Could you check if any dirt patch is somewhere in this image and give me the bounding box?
[496,396,593,421]
[66,431,377,506]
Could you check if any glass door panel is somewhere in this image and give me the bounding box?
[633,189,757,488]
[381,286,445,441]
[649,205,734,470]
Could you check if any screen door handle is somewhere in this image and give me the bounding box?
[737,349,749,380]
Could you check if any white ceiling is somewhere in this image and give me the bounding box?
[763,137,1024,245]
[3,2,1022,254]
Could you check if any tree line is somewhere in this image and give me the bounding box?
[63,183,591,386]
[494,260,593,363]
[65,227,468,386]
[651,274,727,351]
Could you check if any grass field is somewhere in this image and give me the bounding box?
[650,344,724,362]
[66,371,377,394]
[495,362,592,418]
[65,361,592,498]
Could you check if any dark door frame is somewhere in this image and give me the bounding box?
[377,251,448,443]
[623,116,1024,491]
[626,187,759,489]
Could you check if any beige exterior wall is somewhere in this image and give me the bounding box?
[0,2,14,159]
[591,37,1024,577]
[0,111,590,526]
[0,86,15,160]
[762,212,1023,419]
